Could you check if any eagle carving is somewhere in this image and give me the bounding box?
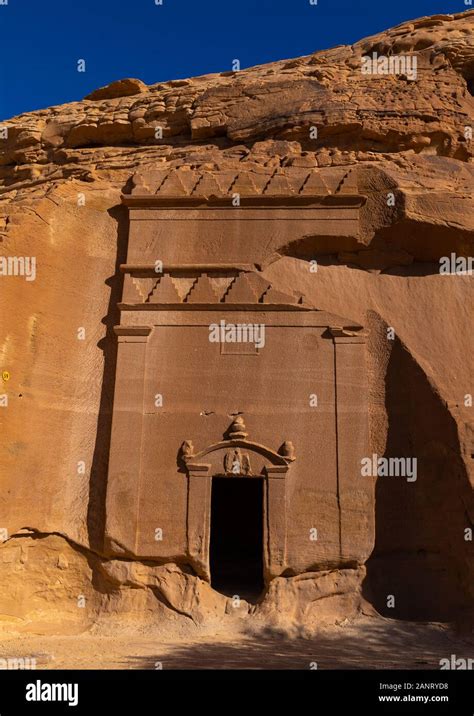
[224,448,252,475]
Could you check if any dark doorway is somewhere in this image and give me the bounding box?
[210,477,264,601]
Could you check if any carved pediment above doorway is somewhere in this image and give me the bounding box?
[179,416,296,478]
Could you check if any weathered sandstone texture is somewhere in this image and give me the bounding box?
[0,11,473,636]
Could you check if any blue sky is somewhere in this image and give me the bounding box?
[0,0,467,120]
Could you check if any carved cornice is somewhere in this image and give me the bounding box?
[328,325,368,343]
[122,195,365,208]
[121,167,366,207]
[113,325,153,337]
[120,263,257,274]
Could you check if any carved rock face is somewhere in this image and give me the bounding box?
[0,10,472,632]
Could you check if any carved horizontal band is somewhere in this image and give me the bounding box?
[120,263,258,274]
[122,195,366,208]
[123,167,366,204]
[123,270,310,307]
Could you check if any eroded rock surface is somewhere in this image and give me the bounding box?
[0,11,473,635]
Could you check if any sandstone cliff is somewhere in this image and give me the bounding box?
[0,10,473,633]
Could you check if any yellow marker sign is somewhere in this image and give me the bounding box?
[2,371,10,382]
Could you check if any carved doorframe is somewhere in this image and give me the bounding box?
[181,428,295,584]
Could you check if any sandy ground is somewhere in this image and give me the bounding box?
[0,617,472,670]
